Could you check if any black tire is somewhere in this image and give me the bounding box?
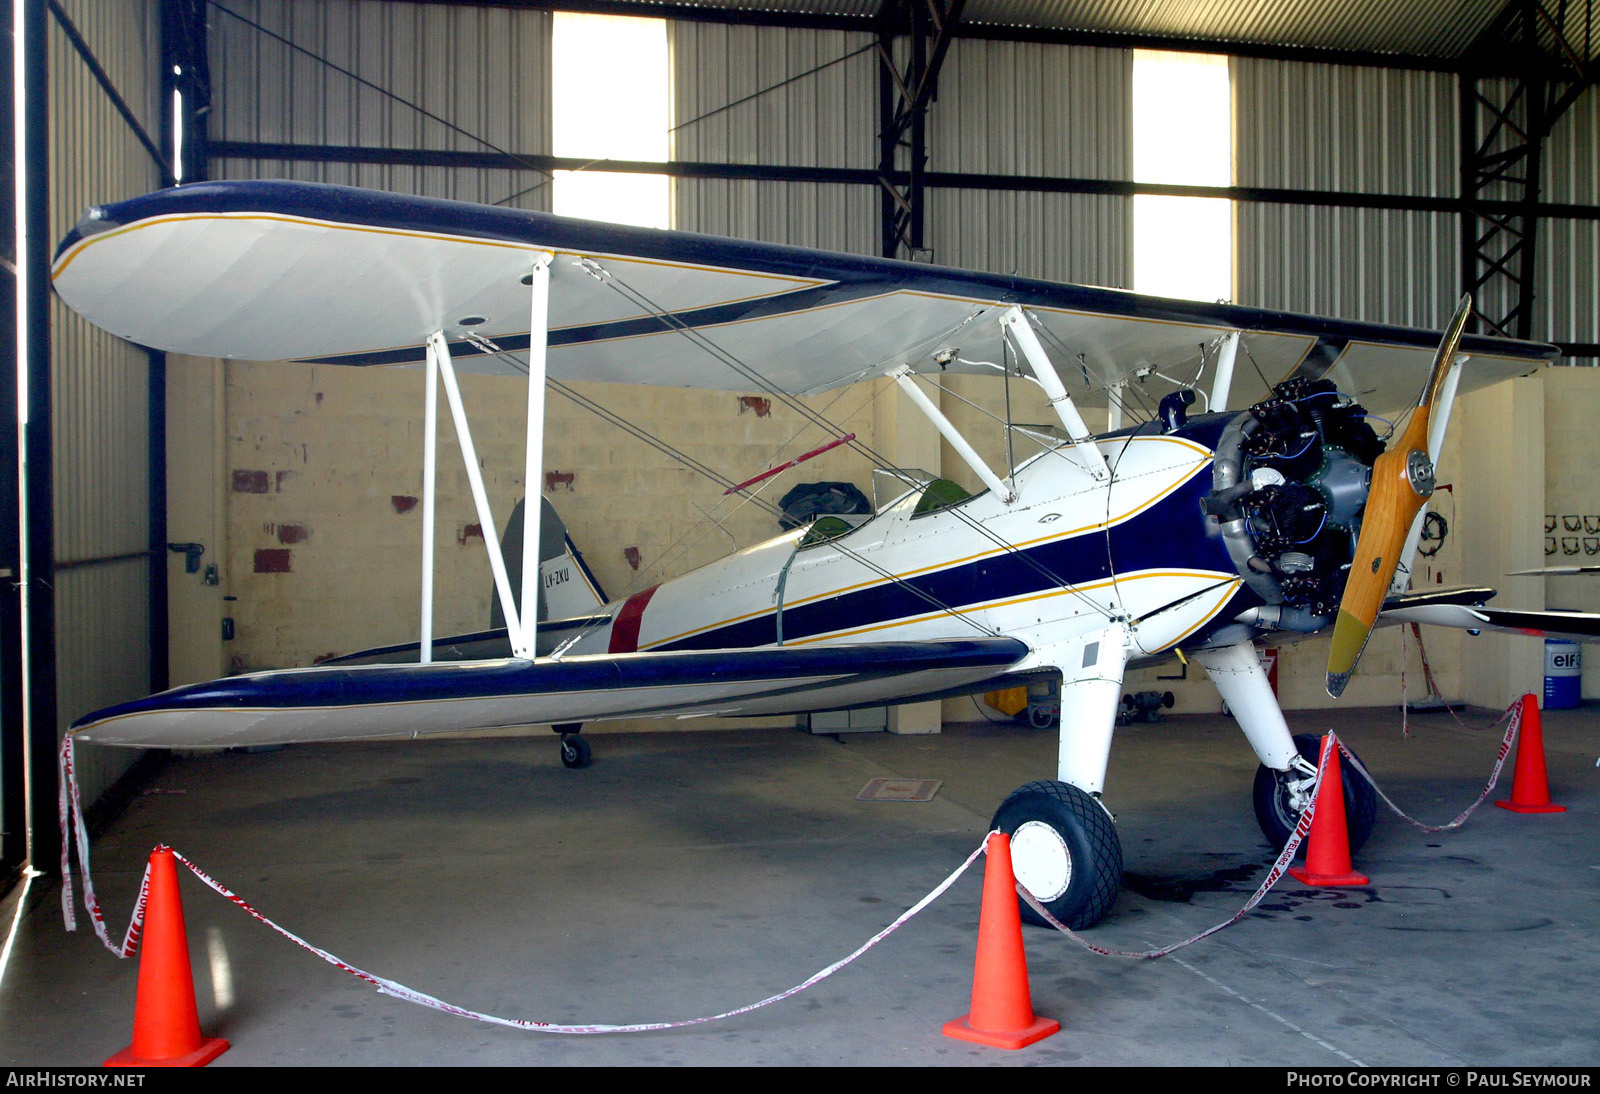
[560,734,592,770]
[1252,733,1377,852]
[990,780,1123,930]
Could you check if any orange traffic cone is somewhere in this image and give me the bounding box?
[1497,693,1567,814]
[105,847,229,1068]
[1289,736,1370,888]
[943,832,1060,1050]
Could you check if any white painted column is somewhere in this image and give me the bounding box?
[873,376,944,735]
[1458,374,1546,707]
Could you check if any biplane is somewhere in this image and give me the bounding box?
[53,180,1595,929]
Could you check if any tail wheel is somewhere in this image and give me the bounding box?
[990,780,1122,930]
[1252,733,1377,852]
[559,734,592,769]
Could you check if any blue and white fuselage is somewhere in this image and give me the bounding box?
[571,423,1245,670]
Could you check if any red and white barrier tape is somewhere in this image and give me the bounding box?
[1337,697,1522,834]
[173,841,986,1034]
[1021,734,1326,958]
[51,700,1524,1031]
[60,730,989,1031]
[1023,700,1520,954]
[57,735,145,957]
[1400,628,1522,741]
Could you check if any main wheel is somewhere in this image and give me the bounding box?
[1252,733,1377,852]
[560,734,592,769]
[990,780,1123,930]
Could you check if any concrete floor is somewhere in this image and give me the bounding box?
[2,703,1597,1066]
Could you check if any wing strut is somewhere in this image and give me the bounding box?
[1000,307,1111,482]
[1209,331,1241,412]
[890,365,1016,504]
[429,330,528,654]
[421,332,440,663]
[417,253,553,662]
[520,254,553,658]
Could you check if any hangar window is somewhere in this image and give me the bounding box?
[552,14,671,229]
[1132,50,1232,303]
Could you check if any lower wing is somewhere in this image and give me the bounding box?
[70,638,1029,748]
[1382,587,1600,641]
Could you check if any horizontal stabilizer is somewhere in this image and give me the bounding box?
[70,638,1029,748]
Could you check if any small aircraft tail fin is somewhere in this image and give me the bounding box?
[491,497,608,628]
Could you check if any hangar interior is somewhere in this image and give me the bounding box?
[1,0,1598,1067]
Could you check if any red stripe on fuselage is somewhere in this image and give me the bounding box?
[608,586,660,653]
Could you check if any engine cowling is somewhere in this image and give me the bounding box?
[1206,378,1383,632]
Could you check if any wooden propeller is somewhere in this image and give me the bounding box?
[1325,295,1472,698]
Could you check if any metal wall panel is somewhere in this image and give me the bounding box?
[926,39,1130,283]
[670,23,877,250]
[927,189,1130,287]
[1235,58,1458,195]
[673,178,878,253]
[1237,203,1459,327]
[1539,85,1599,358]
[671,24,1132,281]
[928,39,1131,181]
[48,0,164,802]
[604,0,1546,63]
[210,0,554,208]
[671,23,875,170]
[1234,57,1461,328]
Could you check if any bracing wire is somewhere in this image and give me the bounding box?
[208,1,558,199]
[213,2,878,214]
[459,337,1000,644]
[581,262,1119,624]
[669,44,876,135]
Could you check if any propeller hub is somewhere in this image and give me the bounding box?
[1406,448,1436,499]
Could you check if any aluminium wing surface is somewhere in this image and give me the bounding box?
[52,180,1559,413]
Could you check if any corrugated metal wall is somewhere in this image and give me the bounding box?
[1540,84,1599,359]
[928,40,1130,286]
[48,0,165,802]
[1234,58,1460,328]
[671,26,1132,286]
[670,23,877,252]
[209,0,553,209]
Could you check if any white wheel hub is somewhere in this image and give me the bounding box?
[1010,820,1072,902]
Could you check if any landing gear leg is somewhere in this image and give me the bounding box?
[554,722,591,769]
[999,626,1129,929]
[1194,641,1377,851]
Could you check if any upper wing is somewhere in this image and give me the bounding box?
[53,180,1557,413]
[68,637,1029,748]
